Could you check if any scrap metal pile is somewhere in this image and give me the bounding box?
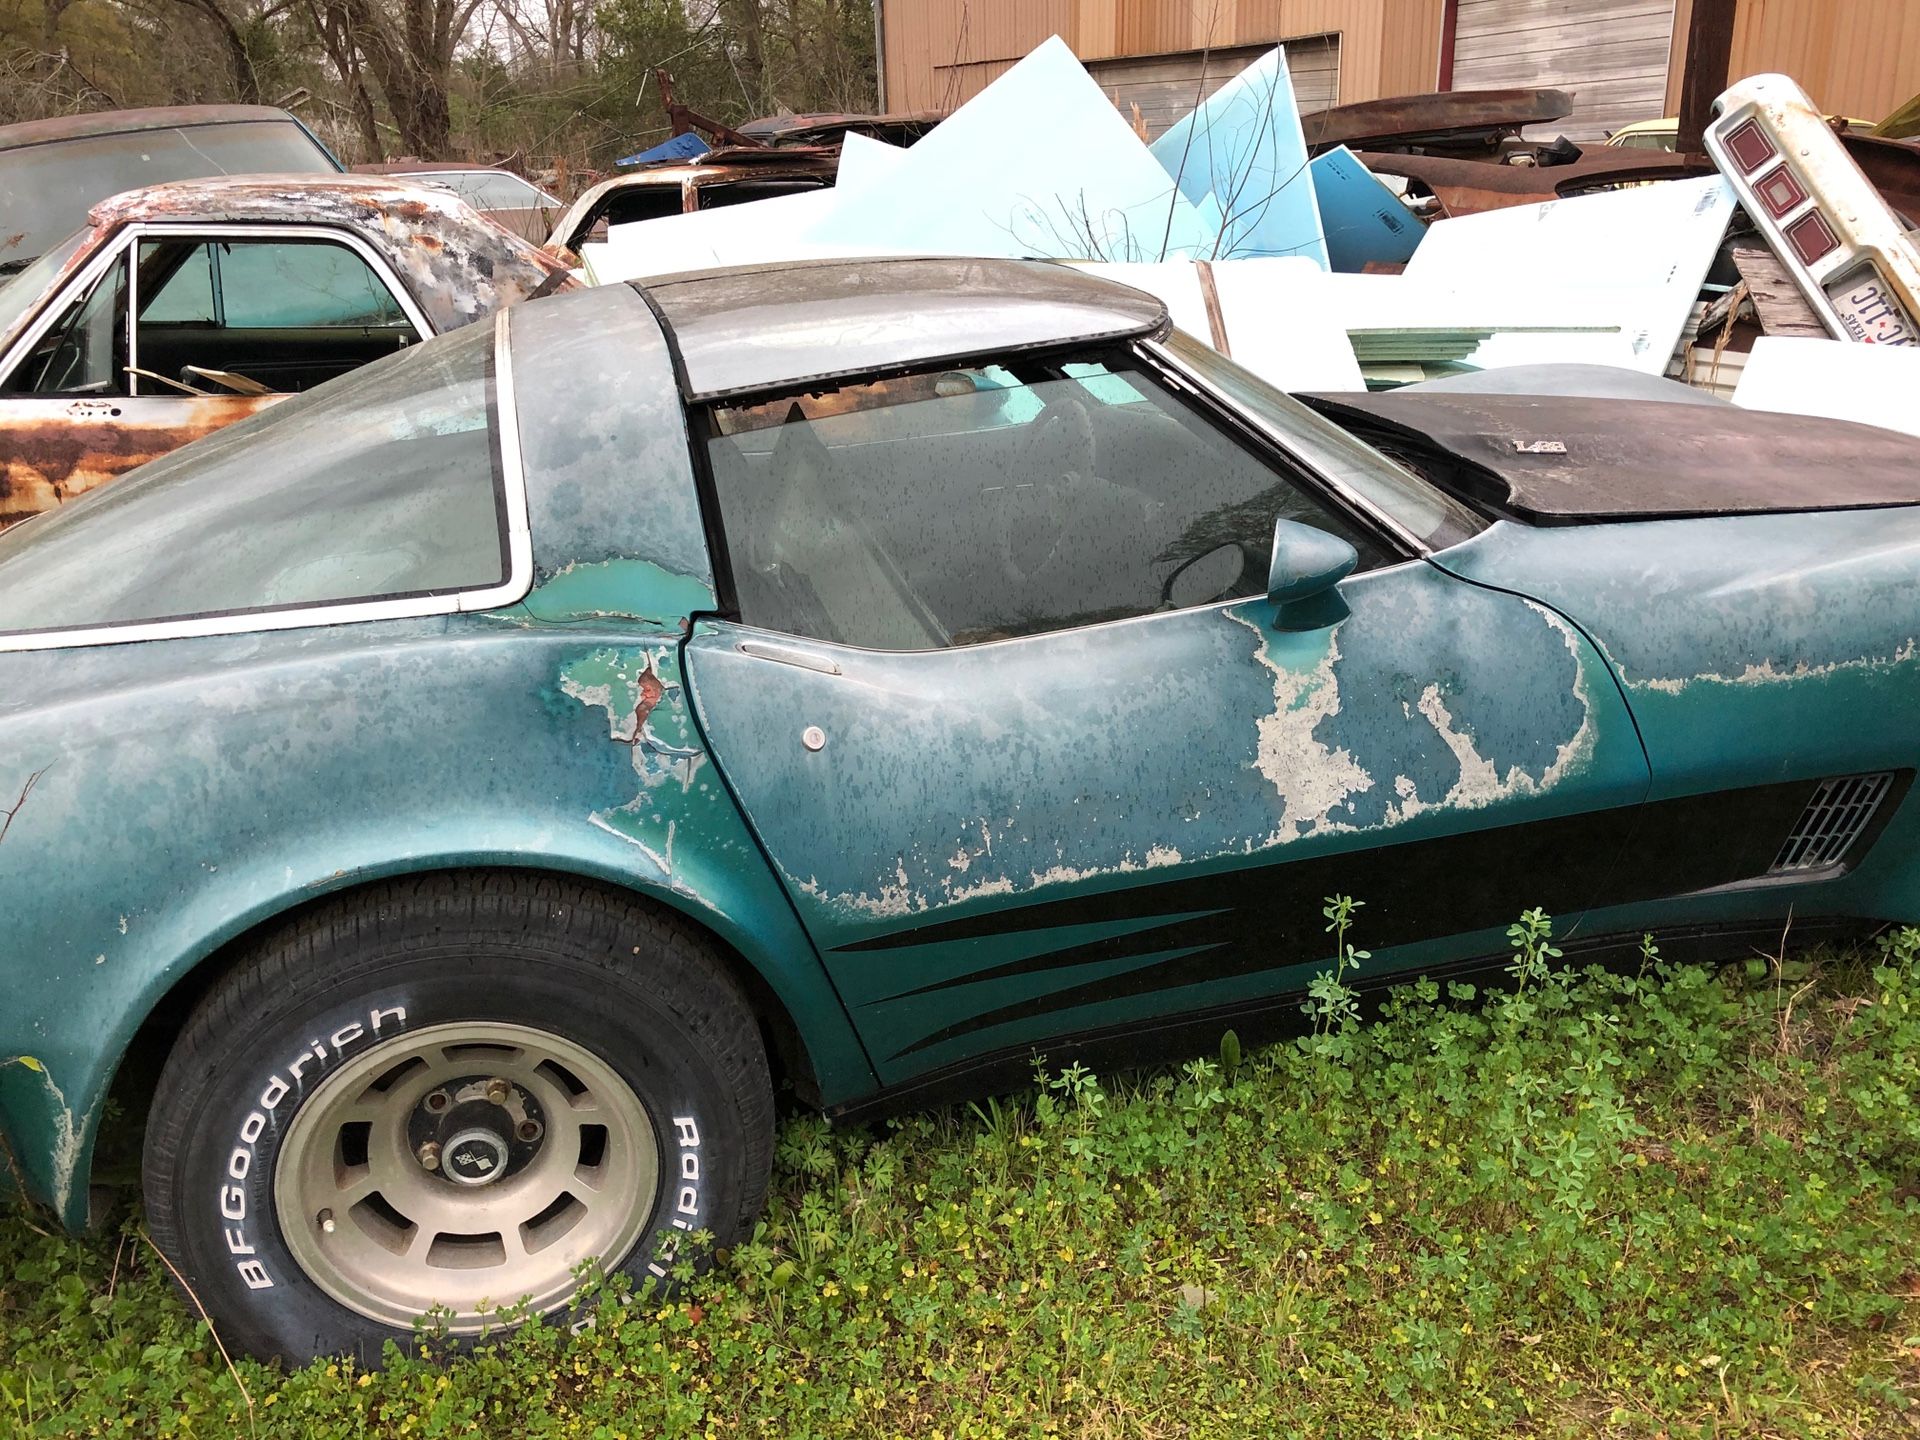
[587,38,1920,429]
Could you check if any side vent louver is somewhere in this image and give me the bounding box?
[1770,773,1895,874]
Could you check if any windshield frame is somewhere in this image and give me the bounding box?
[0,228,91,356]
[1143,331,1487,555]
[0,308,534,653]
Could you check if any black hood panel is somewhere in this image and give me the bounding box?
[1302,390,1920,524]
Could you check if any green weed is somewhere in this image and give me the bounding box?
[3,927,1919,1438]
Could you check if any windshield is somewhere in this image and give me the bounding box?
[412,170,555,210]
[0,320,508,639]
[0,119,339,273]
[0,227,87,352]
[1159,330,1486,552]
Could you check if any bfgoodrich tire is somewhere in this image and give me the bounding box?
[142,872,773,1366]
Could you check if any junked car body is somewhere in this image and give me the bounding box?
[0,104,342,279]
[352,162,565,243]
[2,259,1919,1364]
[545,147,836,253]
[0,174,574,527]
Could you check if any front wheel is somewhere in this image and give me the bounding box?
[142,873,773,1365]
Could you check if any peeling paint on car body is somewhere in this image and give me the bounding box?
[0,279,854,1227]
[1436,509,1920,941]
[5,263,1920,1229]
[684,559,1650,1080]
[0,394,280,526]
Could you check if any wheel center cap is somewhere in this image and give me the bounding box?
[442,1126,511,1186]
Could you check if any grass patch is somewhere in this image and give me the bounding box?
[4,935,1920,1438]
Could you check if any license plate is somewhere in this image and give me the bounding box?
[1826,267,1918,346]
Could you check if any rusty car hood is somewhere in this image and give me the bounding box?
[1301,390,1920,524]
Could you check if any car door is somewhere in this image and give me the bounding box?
[0,225,424,526]
[682,349,1652,1086]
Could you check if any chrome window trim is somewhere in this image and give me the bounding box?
[1137,337,1431,557]
[0,231,132,392]
[0,308,532,653]
[0,222,435,398]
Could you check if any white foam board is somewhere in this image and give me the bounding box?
[1401,174,1738,373]
[1733,335,1920,438]
[1149,47,1327,267]
[803,36,1220,262]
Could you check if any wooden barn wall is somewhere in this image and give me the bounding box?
[1666,0,1920,125]
[880,0,1401,114]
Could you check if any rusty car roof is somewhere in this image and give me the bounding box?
[545,151,837,251]
[0,105,307,151]
[4,174,572,354]
[735,111,945,147]
[639,256,1170,403]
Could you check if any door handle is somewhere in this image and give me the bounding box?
[736,638,841,676]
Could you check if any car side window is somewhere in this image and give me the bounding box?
[135,237,419,395]
[706,353,1388,651]
[0,255,129,397]
[0,320,506,637]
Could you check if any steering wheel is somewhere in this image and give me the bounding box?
[1157,541,1254,612]
[997,397,1096,588]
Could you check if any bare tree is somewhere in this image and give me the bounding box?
[138,0,299,102]
[319,0,485,156]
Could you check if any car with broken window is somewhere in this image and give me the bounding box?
[3,257,1918,1364]
[1,104,343,279]
[0,174,574,527]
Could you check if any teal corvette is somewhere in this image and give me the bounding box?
[3,258,1919,1362]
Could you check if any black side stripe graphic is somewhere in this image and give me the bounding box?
[870,779,1857,1061]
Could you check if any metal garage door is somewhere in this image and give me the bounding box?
[1452,0,1675,142]
[1087,36,1342,141]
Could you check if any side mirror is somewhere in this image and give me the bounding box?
[1268,518,1358,631]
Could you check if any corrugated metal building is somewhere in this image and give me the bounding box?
[877,0,1920,143]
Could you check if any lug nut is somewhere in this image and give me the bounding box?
[417,1141,441,1171]
[318,1208,336,1234]
[485,1077,511,1106]
[517,1119,543,1142]
[424,1090,451,1113]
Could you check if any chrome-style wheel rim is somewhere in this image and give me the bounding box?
[275,1021,659,1332]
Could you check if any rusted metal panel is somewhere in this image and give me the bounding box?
[0,175,576,528]
[1353,145,1712,215]
[734,112,944,147]
[1839,132,1920,225]
[78,176,575,335]
[546,154,837,253]
[0,396,280,530]
[1301,86,1573,154]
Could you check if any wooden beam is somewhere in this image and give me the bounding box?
[1729,244,1831,340]
[1675,0,1738,155]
